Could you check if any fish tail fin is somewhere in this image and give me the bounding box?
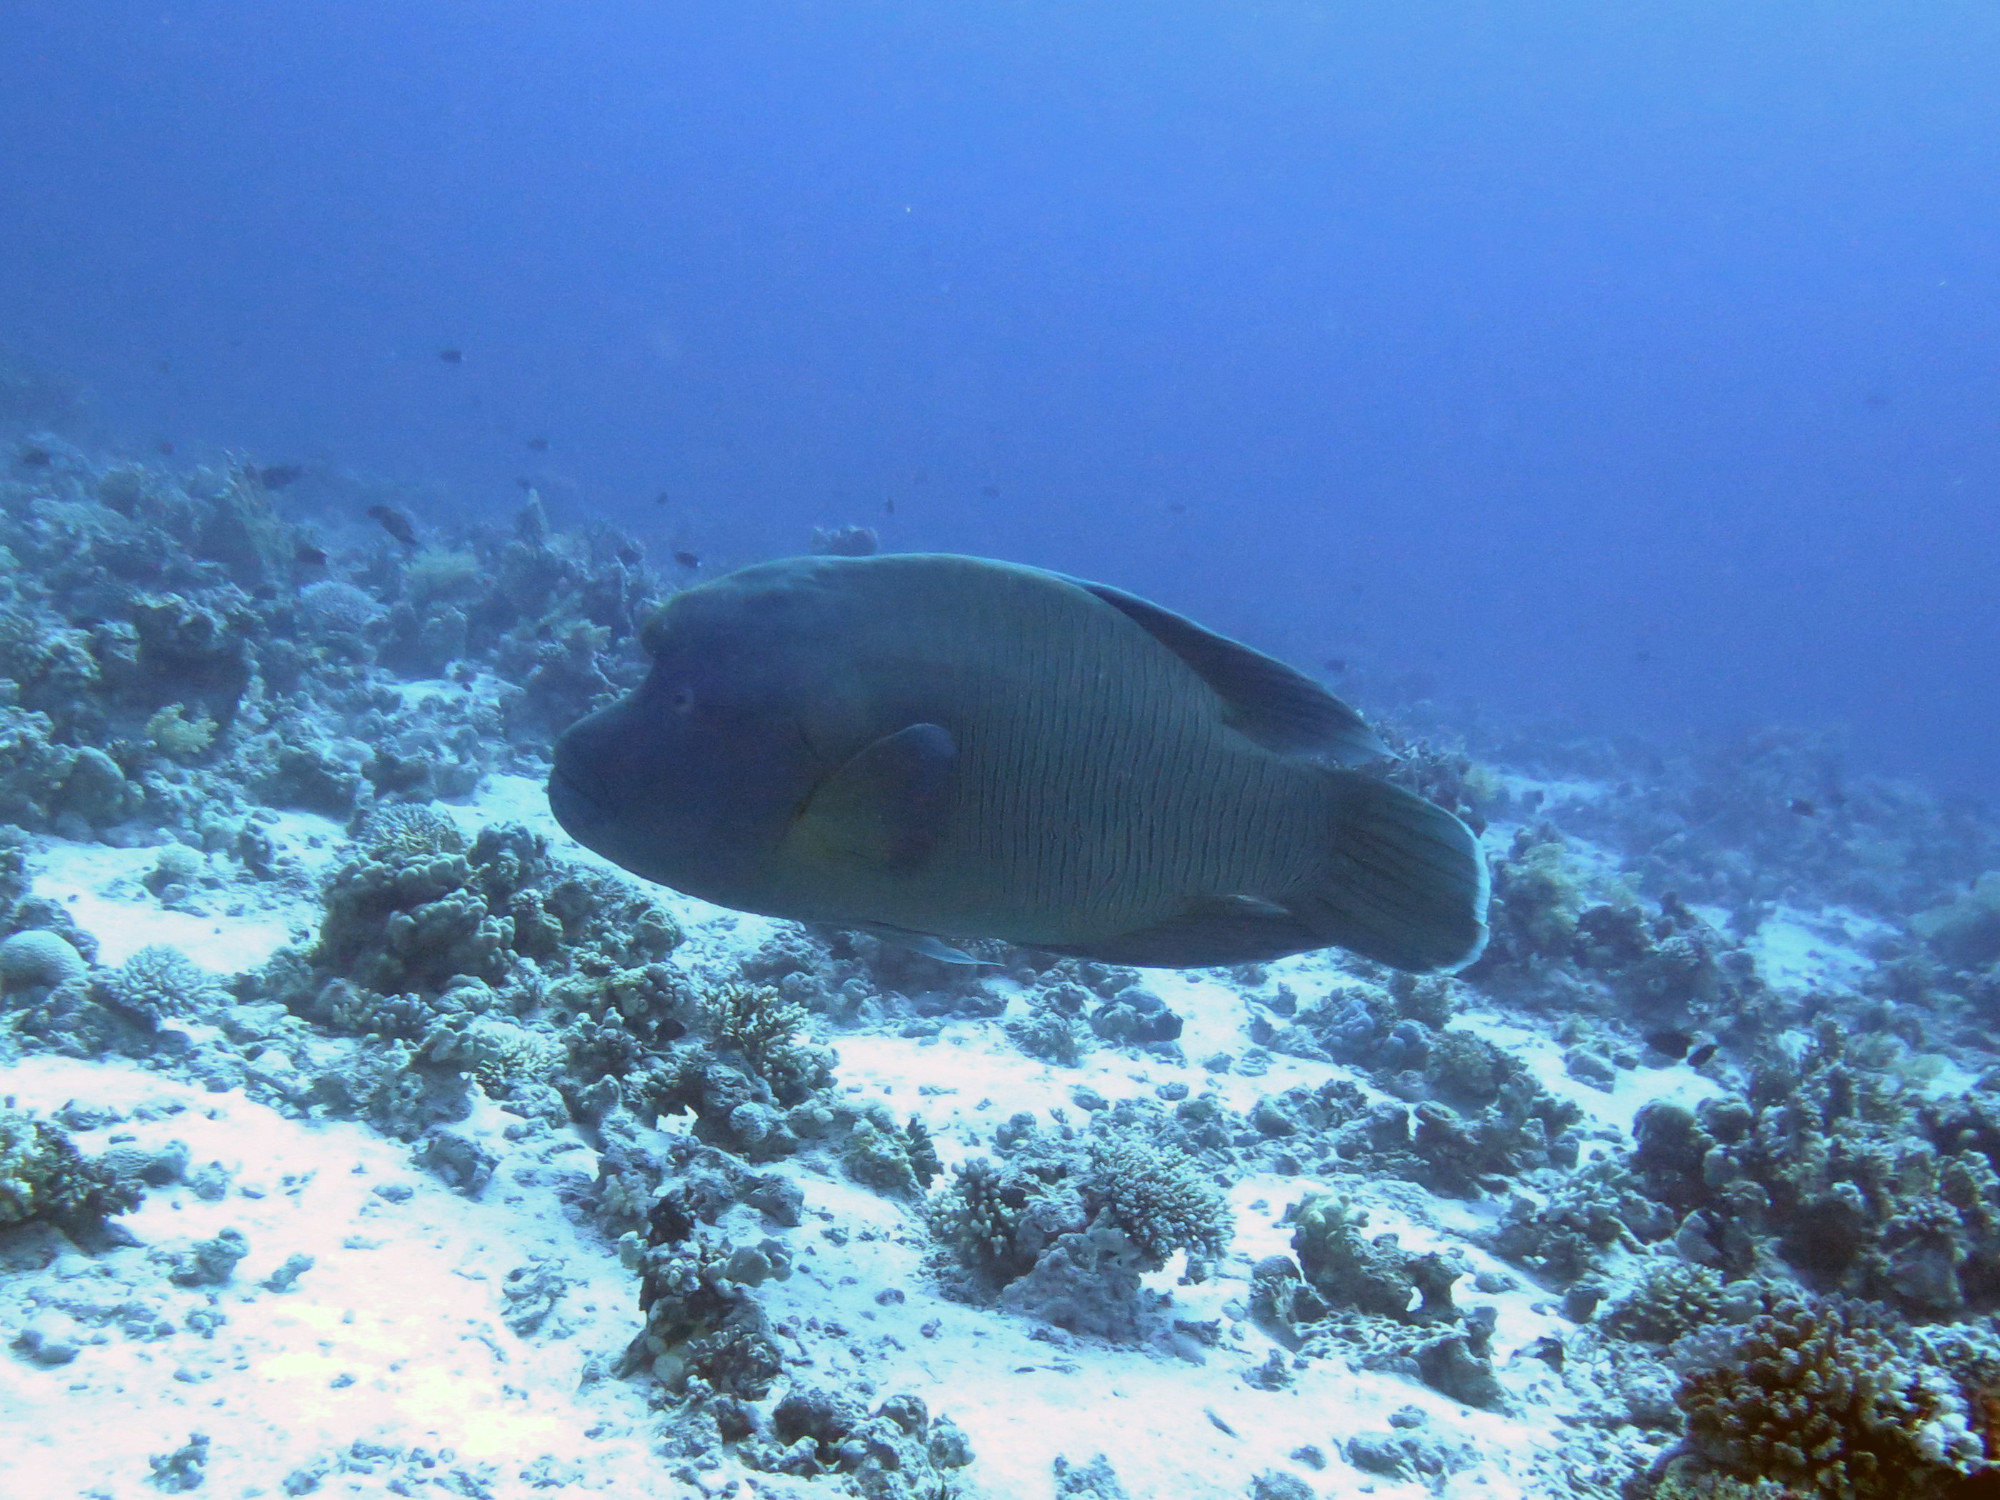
[1301,770,1490,972]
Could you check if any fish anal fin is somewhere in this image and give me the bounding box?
[790,722,955,874]
[1065,576,1387,764]
[1047,893,1321,969]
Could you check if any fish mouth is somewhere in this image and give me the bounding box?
[547,757,611,844]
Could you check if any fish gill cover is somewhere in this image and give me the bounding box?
[0,3,1998,1499]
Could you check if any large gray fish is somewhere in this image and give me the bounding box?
[549,554,1488,971]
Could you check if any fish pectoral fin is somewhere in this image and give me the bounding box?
[858,922,991,965]
[1062,575,1388,764]
[789,722,956,874]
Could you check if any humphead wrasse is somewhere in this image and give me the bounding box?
[549,554,1488,972]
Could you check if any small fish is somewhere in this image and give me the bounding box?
[1686,1042,1719,1068]
[295,543,329,567]
[1644,1028,1693,1060]
[673,549,701,569]
[515,477,535,490]
[979,484,1001,499]
[1787,797,1818,817]
[1322,658,1348,674]
[155,440,176,456]
[365,504,419,547]
[1635,648,1655,664]
[14,443,52,468]
[257,464,305,490]
[1167,501,1187,514]
[437,347,464,364]
[550,555,1488,972]
[525,436,549,451]
[883,498,896,516]
[654,490,672,506]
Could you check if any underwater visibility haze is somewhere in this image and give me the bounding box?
[2,3,2000,1499]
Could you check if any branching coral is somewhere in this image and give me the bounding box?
[102,944,221,1025]
[1671,1296,1986,1498]
[700,982,829,1105]
[1083,1131,1230,1269]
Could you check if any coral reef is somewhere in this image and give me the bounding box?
[12,425,2000,1499]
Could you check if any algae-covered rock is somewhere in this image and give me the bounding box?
[0,1108,140,1230]
[1912,873,2000,969]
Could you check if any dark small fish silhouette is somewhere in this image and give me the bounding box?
[1635,648,1655,664]
[156,440,176,456]
[979,485,1001,499]
[525,436,549,451]
[1167,501,1187,514]
[257,464,305,490]
[1787,797,1818,817]
[672,549,701,569]
[295,543,329,567]
[654,490,672,506]
[1644,1028,1692,1060]
[365,504,419,547]
[14,443,52,468]
[883,498,896,515]
[515,477,535,490]
[437,347,464,364]
[1686,1042,1719,1068]
[1322,658,1348,674]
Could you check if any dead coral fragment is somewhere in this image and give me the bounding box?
[1290,1194,1462,1324]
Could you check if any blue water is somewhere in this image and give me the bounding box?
[3,1,1996,791]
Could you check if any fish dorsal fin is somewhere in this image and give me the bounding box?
[789,723,956,874]
[1066,577,1388,763]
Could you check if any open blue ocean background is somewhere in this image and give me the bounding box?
[3,0,1996,793]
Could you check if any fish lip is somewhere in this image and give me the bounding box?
[546,758,610,840]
